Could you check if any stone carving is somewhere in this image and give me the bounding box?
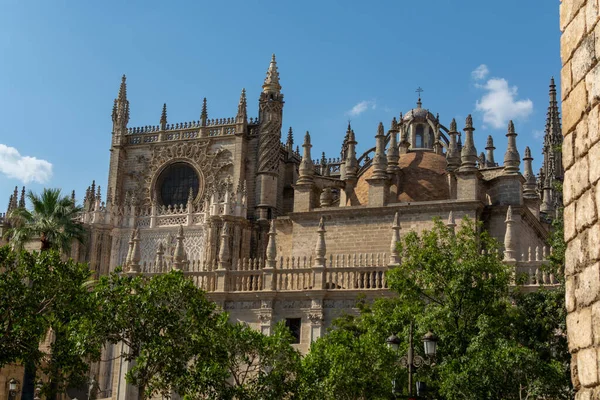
[257,100,283,174]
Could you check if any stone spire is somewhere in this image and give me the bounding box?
[372,122,388,179]
[266,220,277,269]
[160,103,167,130]
[262,54,282,95]
[173,225,188,271]
[125,229,135,271]
[218,222,231,270]
[460,115,478,171]
[297,131,315,184]
[523,147,538,199]
[345,127,359,180]
[503,121,521,174]
[485,135,496,167]
[286,127,294,151]
[200,97,208,127]
[71,190,76,205]
[236,88,247,124]
[503,206,517,262]
[389,212,401,264]
[446,118,461,172]
[18,187,25,209]
[446,211,456,234]
[112,75,130,130]
[315,217,326,267]
[387,118,400,173]
[155,242,165,271]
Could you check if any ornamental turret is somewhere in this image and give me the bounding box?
[256,54,285,221]
[460,115,477,172]
[503,121,520,175]
[485,135,497,167]
[446,119,461,172]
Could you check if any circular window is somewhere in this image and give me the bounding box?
[157,163,200,206]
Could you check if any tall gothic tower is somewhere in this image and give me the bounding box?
[107,75,130,206]
[540,77,563,217]
[255,55,284,221]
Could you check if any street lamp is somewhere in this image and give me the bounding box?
[386,321,438,398]
[7,378,19,399]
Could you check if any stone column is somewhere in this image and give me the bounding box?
[561,1,600,395]
[312,217,327,290]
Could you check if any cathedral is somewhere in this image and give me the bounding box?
[2,55,563,400]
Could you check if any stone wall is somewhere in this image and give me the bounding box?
[561,0,600,396]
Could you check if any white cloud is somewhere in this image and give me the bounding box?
[533,130,545,139]
[0,144,53,183]
[471,64,489,81]
[346,100,376,117]
[475,78,533,129]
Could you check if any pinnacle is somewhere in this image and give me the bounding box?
[508,120,515,134]
[450,118,457,132]
[377,122,385,136]
[304,131,311,144]
[524,146,532,159]
[160,103,167,125]
[465,115,474,130]
[263,53,281,92]
[486,135,495,149]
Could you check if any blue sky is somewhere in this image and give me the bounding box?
[0,1,560,211]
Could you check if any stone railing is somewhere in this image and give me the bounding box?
[126,118,260,145]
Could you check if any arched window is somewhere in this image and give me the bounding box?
[415,124,424,148]
[156,163,200,206]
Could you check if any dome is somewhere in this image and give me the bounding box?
[354,152,449,204]
[402,106,437,122]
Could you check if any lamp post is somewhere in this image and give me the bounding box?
[7,378,19,399]
[386,321,438,398]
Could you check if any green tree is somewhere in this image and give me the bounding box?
[299,217,571,400]
[182,321,300,400]
[0,246,99,399]
[88,270,221,400]
[4,188,86,252]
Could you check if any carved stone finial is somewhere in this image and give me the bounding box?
[173,225,187,271]
[18,187,26,209]
[298,131,315,184]
[266,220,277,268]
[503,206,517,262]
[236,88,247,123]
[315,217,327,266]
[523,146,538,199]
[391,117,398,131]
[485,135,496,167]
[372,122,388,179]
[263,53,282,94]
[460,115,477,171]
[160,103,167,130]
[450,118,457,132]
[128,228,141,273]
[387,122,400,173]
[286,127,294,149]
[503,120,521,175]
[389,212,401,264]
[217,222,231,269]
[201,98,208,126]
[155,242,165,271]
[112,75,130,128]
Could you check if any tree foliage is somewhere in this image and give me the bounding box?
[0,246,98,398]
[4,188,86,252]
[299,217,571,400]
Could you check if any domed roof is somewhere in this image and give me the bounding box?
[402,99,437,122]
[354,151,449,204]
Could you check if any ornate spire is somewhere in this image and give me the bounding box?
[372,122,388,179]
[173,225,188,271]
[266,220,277,269]
[18,187,25,208]
[523,146,538,199]
[160,103,167,130]
[201,97,208,127]
[345,127,358,180]
[217,222,231,270]
[485,135,496,167]
[262,54,282,94]
[71,190,76,205]
[503,120,521,174]
[446,118,461,172]
[503,206,517,262]
[125,229,135,271]
[460,115,477,172]
[236,88,247,123]
[315,217,326,267]
[297,131,315,185]
[286,127,294,151]
[389,212,401,264]
[387,118,400,173]
[112,75,130,129]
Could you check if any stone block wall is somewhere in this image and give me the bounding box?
[561,0,600,396]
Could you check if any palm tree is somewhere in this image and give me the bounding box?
[4,188,86,252]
